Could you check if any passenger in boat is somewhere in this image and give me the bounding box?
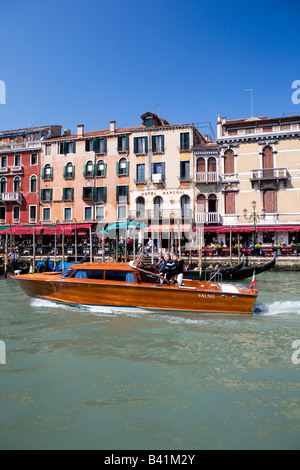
[161,254,177,281]
[155,256,166,275]
[173,254,184,286]
[7,247,19,271]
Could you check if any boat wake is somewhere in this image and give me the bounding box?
[253,300,300,316]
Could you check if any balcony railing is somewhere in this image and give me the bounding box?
[0,192,23,203]
[195,172,219,183]
[220,173,239,182]
[0,141,41,152]
[250,168,288,180]
[196,212,221,224]
[129,208,193,220]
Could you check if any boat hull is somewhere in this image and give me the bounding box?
[12,274,257,314]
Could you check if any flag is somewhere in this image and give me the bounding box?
[251,271,256,287]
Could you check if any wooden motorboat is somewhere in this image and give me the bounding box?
[11,261,258,314]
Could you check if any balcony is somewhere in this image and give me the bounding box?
[195,172,219,183]
[220,173,239,183]
[0,167,9,174]
[129,208,193,221]
[0,192,23,204]
[250,168,288,188]
[0,141,41,153]
[11,165,23,174]
[196,212,221,224]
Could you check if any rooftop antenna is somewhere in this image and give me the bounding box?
[243,89,254,118]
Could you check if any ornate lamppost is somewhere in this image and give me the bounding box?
[243,200,265,242]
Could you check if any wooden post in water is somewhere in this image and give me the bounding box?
[75,221,77,263]
[89,226,93,263]
[198,228,203,279]
[102,226,104,262]
[230,226,232,266]
[33,229,36,271]
[4,232,8,278]
[237,233,240,262]
[54,221,57,269]
[62,227,65,271]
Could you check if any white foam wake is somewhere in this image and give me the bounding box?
[254,300,300,316]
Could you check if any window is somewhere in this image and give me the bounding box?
[263,190,275,213]
[31,153,38,165]
[1,156,7,169]
[224,192,235,215]
[84,160,94,178]
[13,206,20,222]
[207,157,216,173]
[64,207,72,221]
[62,187,74,201]
[13,176,21,192]
[0,177,6,193]
[117,204,127,220]
[117,135,129,152]
[117,158,129,176]
[44,145,51,157]
[58,141,76,154]
[94,187,107,203]
[29,206,37,222]
[153,196,163,218]
[136,164,145,183]
[152,135,164,153]
[43,207,51,222]
[116,185,128,202]
[74,270,104,280]
[42,164,53,181]
[86,138,107,154]
[180,132,190,151]
[181,195,191,218]
[95,206,105,220]
[224,150,234,174]
[83,187,93,199]
[105,270,135,282]
[0,206,5,222]
[136,197,145,218]
[262,146,274,177]
[14,154,21,167]
[134,136,148,154]
[151,162,165,182]
[30,175,37,193]
[96,160,107,177]
[84,206,92,220]
[41,189,52,201]
[180,161,190,181]
[64,163,75,179]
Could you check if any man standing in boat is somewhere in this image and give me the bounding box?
[173,253,184,286]
[160,254,177,281]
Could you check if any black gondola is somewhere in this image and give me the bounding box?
[183,256,245,281]
[228,254,276,280]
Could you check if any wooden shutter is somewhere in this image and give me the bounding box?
[196,158,205,173]
[263,190,275,213]
[262,146,274,177]
[208,157,216,172]
[196,194,206,213]
[224,151,234,174]
[224,192,235,215]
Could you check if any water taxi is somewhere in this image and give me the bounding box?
[11,261,258,314]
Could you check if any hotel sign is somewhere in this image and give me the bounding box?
[140,190,187,197]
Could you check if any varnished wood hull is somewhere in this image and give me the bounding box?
[12,273,258,314]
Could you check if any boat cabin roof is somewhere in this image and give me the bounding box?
[68,262,136,271]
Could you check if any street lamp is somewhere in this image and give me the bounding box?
[243,200,265,242]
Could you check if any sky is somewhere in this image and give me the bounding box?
[0,0,300,139]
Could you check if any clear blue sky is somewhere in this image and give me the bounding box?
[1,0,300,139]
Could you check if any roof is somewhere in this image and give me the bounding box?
[68,262,136,271]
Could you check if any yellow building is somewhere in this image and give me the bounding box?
[216,114,300,244]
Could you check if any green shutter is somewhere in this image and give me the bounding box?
[126,161,129,175]
[93,138,100,153]
[144,137,148,154]
[41,189,45,200]
[103,138,107,153]
[93,164,97,177]
[50,167,53,180]
[63,188,66,200]
[103,187,107,203]
[125,135,129,151]
[63,142,68,154]
[72,141,76,153]
[103,163,107,177]
[152,136,156,153]
[42,167,46,180]
[116,161,120,176]
[49,189,53,201]
[134,137,138,154]
[63,166,67,178]
[125,185,128,201]
[83,164,87,177]
[72,165,75,178]
[116,186,120,201]
[70,188,74,201]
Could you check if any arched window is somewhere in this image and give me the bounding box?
[207,157,216,173]
[208,193,217,213]
[181,195,190,218]
[196,193,206,213]
[96,160,106,178]
[154,196,163,219]
[262,146,274,177]
[117,157,129,176]
[43,164,53,181]
[13,176,21,192]
[136,197,145,218]
[84,160,93,178]
[30,175,37,193]
[0,177,7,194]
[224,150,234,174]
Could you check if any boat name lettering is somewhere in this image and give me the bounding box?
[198,293,215,299]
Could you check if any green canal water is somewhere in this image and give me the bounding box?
[0,272,300,450]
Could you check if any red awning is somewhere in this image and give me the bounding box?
[147,224,191,233]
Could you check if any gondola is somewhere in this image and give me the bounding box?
[228,254,276,280]
[183,256,245,281]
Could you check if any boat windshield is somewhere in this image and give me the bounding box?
[60,269,76,279]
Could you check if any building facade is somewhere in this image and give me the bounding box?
[216,114,300,244]
[0,125,61,229]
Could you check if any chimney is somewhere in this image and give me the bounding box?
[110,120,116,133]
[205,135,208,141]
[77,124,84,137]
